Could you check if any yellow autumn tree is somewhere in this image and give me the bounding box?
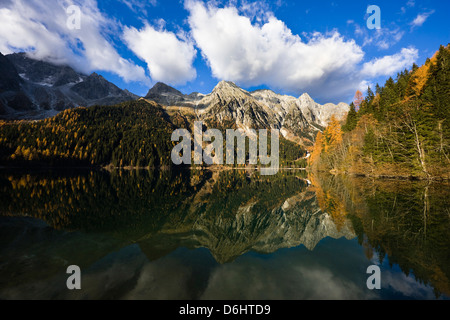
[323,115,343,153]
[309,116,343,167]
[309,131,324,165]
[405,54,437,99]
[354,90,364,110]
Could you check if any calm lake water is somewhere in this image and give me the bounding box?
[0,169,449,300]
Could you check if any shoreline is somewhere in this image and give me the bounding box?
[0,165,448,181]
[321,169,450,182]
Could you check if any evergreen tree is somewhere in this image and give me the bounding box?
[422,45,450,121]
[310,45,449,178]
[375,84,382,96]
[343,102,357,132]
[365,87,375,106]
[395,69,411,99]
[377,77,397,117]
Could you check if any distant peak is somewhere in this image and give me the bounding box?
[250,89,278,98]
[215,80,238,88]
[300,92,311,99]
[8,52,26,58]
[212,81,244,94]
[147,82,183,96]
[89,72,102,78]
[153,82,175,90]
[299,92,315,102]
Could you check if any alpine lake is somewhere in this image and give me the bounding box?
[0,168,449,300]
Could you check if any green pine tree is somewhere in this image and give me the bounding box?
[343,103,358,132]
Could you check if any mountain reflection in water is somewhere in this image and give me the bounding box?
[0,169,448,300]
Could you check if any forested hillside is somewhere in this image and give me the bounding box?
[311,45,450,179]
[0,100,176,168]
[0,99,306,169]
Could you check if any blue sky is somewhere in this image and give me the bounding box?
[0,0,449,104]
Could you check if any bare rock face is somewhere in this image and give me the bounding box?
[253,91,350,130]
[0,52,22,93]
[196,81,274,129]
[145,82,186,106]
[7,53,82,87]
[145,81,350,144]
[71,72,134,102]
[0,52,32,112]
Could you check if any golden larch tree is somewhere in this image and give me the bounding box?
[354,90,364,110]
[323,115,343,153]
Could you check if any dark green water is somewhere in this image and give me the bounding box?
[0,169,449,300]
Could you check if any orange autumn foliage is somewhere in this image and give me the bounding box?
[323,115,343,153]
[309,131,323,165]
[406,50,439,99]
[309,115,344,167]
[354,90,364,109]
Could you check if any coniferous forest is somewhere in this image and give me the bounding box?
[0,100,176,168]
[311,44,450,180]
[0,100,305,169]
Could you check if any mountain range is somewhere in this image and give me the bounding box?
[0,52,349,145]
[0,52,138,119]
[145,81,349,145]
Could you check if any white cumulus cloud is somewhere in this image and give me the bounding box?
[0,0,421,102]
[123,23,197,86]
[361,47,419,78]
[182,0,421,102]
[0,0,148,83]
[185,0,367,101]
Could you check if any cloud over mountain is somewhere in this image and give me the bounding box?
[185,0,365,100]
[184,0,420,102]
[0,0,148,83]
[0,0,429,102]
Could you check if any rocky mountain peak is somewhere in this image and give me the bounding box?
[6,52,84,87]
[211,80,252,101]
[142,80,350,144]
[214,80,238,90]
[213,80,243,93]
[71,72,134,101]
[89,72,102,79]
[144,82,188,106]
[0,53,138,119]
[0,52,22,93]
[299,92,315,104]
[146,82,184,97]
